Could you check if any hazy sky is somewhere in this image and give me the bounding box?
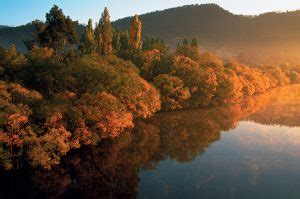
[1,0,300,26]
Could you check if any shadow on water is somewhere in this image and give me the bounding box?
[1,85,300,198]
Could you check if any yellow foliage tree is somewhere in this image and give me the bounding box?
[129,15,142,51]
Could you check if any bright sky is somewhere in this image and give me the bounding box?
[1,0,300,26]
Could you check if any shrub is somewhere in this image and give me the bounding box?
[154,74,190,111]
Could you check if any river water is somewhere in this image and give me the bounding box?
[1,85,300,199]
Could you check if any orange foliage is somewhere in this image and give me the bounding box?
[0,114,29,148]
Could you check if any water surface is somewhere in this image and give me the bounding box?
[1,85,300,199]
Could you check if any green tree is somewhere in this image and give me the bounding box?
[176,38,199,61]
[142,36,151,51]
[36,5,78,57]
[80,19,95,54]
[142,36,169,56]
[112,29,120,53]
[0,45,27,81]
[119,31,130,52]
[191,37,199,48]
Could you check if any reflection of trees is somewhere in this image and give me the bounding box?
[0,85,296,198]
[0,90,274,198]
[249,85,300,127]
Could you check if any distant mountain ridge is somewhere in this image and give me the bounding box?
[1,4,300,65]
[0,25,10,29]
[115,4,300,65]
[0,23,84,52]
[0,24,35,51]
[114,4,300,41]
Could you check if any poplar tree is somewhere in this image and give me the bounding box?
[96,7,112,55]
[80,19,95,54]
[112,29,121,53]
[129,15,142,51]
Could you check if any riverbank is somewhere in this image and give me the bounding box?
[1,84,300,198]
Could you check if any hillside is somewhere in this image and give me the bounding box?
[0,23,84,52]
[0,24,35,51]
[113,4,300,65]
[114,4,300,43]
[2,4,300,65]
[0,25,9,29]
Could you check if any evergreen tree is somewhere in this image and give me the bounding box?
[142,36,151,51]
[176,38,199,61]
[182,38,189,45]
[112,29,121,53]
[129,15,142,51]
[36,5,78,57]
[150,38,155,47]
[142,36,169,55]
[119,31,130,51]
[65,16,78,45]
[80,19,95,54]
[96,7,113,55]
[191,37,199,48]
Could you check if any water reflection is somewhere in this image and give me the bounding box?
[249,88,300,127]
[1,85,300,198]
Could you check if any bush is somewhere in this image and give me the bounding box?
[264,66,290,87]
[154,74,190,111]
[213,69,243,105]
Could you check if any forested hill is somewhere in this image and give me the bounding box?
[2,4,300,64]
[114,4,238,39]
[0,25,9,29]
[114,4,300,43]
[0,23,84,52]
[115,4,300,65]
[0,24,35,51]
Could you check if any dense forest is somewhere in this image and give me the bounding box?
[0,5,300,170]
[3,4,300,65]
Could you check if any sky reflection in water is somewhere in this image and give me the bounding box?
[138,122,300,199]
[138,85,300,199]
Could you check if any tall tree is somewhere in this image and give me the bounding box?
[80,19,95,54]
[36,5,78,57]
[129,15,142,51]
[142,36,151,51]
[95,23,102,55]
[119,31,130,52]
[112,29,121,53]
[65,16,78,45]
[96,7,112,55]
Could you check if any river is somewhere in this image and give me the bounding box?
[1,85,300,199]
